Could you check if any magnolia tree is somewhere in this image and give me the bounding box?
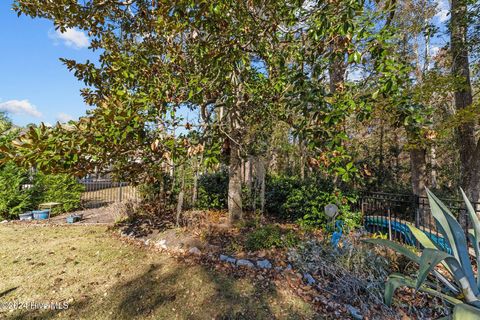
[6,0,405,223]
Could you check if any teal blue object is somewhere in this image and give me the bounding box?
[66,215,81,223]
[364,216,452,254]
[32,210,50,220]
[331,220,344,248]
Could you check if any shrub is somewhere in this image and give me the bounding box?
[265,175,303,218]
[0,162,85,219]
[245,224,299,251]
[288,237,390,308]
[0,163,36,218]
[34,173,84,214]
[265,175,360,230]
[196,170,228,210]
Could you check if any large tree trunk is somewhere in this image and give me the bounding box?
[228,136,243,223]
[227,93,243,224]
[410,148,428,197]
[451,0,480,206]
[410,147,430,227]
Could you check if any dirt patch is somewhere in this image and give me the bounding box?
[10,202,131,226]
[49,207,117,224]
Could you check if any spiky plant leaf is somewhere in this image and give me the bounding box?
[363,238,419,262]
[385,273,463,306]
[452,303,480,319]
[426,188,478,295]
[408,223,440,250]
[409,224,455,274]
[416,248,453,289]
[461,188,480,289]
[367,234,459,294]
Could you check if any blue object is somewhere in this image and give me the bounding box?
[364,215,452,254]
[66,215,81,224]
[32,210,50,220]
[331,220,344,248]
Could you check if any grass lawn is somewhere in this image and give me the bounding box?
[0,224,315,320]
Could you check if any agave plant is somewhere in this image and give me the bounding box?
[365,188,480,319]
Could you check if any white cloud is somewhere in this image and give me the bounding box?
[435,0,450,22]
[0,100,42,118]
[49,28,89,49]
[56,112,74,123]
[430,46,440,56]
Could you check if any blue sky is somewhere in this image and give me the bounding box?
[0,1,95,127]
[0,0,449,127]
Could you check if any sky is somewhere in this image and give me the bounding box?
[0,0,450,127]
[0,1,95,127]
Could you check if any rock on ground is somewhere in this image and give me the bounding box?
[236,259,255,268]
[220,254,237,264]
[256,259,272,269]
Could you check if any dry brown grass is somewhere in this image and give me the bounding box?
[0,224,315,319]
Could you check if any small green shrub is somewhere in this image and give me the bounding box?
[0,163,36,218]
[196,170,228,210]
[137,173,175,205]
[0,162,85,218]
[34,173,84,214]
[265,175,303,219]
[281,184,360,230]
[264,175,362,230]
[245,225,299,251]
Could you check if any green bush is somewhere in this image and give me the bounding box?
[0,163,36,218]
[196,170,228,210]
[265,175,303,218]
[0,163,84,219]
[34,173,84,214]
[287,188,359,229]
[245,225,299,251]
[265,175,361,230]
[137,173,175,203]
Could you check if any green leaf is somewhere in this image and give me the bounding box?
[408,224,459,292]
[385,273,463,306]
[408,224,438,249]
[452,303,480,319]
[416,248,452,289]
[364,238,419,263]
[426,188,478,295]
[461,188,480,289]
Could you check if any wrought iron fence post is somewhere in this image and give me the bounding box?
[387,208,392,241]
[413,194,420,228]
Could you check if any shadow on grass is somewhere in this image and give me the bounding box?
[0,287,18,298]
[7,263,312,320]
[202,271,310,320]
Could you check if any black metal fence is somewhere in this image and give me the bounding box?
[359,192,480,246]
[79,179,140,209]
